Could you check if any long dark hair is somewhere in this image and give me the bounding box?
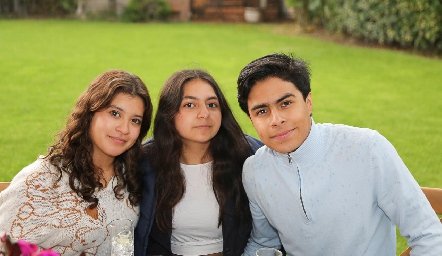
[146,69,252,232]
[47,70,153,208]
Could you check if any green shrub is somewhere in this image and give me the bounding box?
[121,0,172,22]
[323,0,442,54]
[59,0,77,14]
[86,9,119,22]
[0,0,77,16]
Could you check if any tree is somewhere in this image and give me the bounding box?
[109,0,117,12]
[13,0,24,15]
[76,0,85,18]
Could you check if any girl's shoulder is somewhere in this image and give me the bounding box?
[8,157,64,193]
[244,134,264,153]
[12,157,59,180]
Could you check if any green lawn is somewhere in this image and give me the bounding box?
[0,19,441,254]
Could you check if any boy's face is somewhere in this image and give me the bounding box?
[247,77,312,153]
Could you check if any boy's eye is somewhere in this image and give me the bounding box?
[184,103,195,108]
[110,110,120,117]
[281,101,292,107]
[256,109,267,115]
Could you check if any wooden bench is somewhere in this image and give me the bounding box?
[400,187,442,256]
[422,187,442,214]
[0,182,10,192]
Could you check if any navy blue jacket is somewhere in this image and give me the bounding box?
[134,135,263,256]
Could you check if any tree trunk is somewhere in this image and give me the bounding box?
[13,0,22,15]
[76,0,85,18]
[299,0,310,29]
[109,0,117,12]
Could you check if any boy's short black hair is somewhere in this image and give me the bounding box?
[237,53,311,115]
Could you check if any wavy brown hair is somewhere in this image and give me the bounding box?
[146,69,252,232]
[46,70,153,209]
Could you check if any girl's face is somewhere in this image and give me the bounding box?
[90,93,145,165]
[174,79,222,149]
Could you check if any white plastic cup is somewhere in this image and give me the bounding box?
[109,219,134,256]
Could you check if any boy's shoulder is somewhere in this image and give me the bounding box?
[318,122,373,132]
[318,122,380,140]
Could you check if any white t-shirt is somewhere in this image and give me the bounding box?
[171,161,223,255]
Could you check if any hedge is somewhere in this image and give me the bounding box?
[0,0,76,16]
[322,0,442,54]
[121,0,171,22]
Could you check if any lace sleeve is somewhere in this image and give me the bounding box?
[0,159,67,248]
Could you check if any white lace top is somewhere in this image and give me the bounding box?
[0,157,139,255]
[171,161,223,255]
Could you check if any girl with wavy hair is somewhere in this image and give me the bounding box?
[0,69,153,255]
[135,69,263,256]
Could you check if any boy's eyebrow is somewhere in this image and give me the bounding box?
[250,103,268,112]
[275,93,296,104]
[250,93,296,111]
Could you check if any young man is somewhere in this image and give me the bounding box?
[236,53,442,255]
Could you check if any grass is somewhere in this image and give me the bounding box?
[0,19,441,254]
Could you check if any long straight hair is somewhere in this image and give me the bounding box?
[146,69,252,231]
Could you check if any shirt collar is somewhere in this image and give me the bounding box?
[271,118,324,168]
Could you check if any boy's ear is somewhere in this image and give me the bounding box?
[306,92,313,115]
